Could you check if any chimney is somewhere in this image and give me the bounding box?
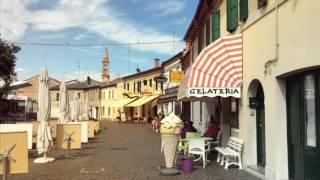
[87,76,91,85]
[154,58,160,68]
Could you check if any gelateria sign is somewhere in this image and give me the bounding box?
[188,87,241,98]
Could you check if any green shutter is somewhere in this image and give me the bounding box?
[227,0,239,32]
[198,30,203,54]
[206,19,210,46]
[212,11,220,42]
[240,0,248,21]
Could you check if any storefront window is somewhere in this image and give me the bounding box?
[230,97,239,129]
[304,74,316,147]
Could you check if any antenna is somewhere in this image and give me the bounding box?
[78,60,81,80]
[172,30,175,55]
[127,43,130,74]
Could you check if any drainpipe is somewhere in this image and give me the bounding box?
[275,0,279,61]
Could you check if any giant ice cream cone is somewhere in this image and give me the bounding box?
[161,133,180,168]
[160,113,184,169]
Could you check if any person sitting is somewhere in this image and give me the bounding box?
[180,120,197,139]
[203,116,220,140]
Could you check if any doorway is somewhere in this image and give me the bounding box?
[256,83,266,167]
[287,71,320,180]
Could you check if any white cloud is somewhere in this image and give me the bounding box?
[68,46,100,56]
[2,0,180,55]
[146,0,185,16]
[15,67,25,72]
[174,16,189,26]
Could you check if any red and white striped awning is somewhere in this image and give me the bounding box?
[178,34,242,100]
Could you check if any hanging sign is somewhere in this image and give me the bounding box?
[170,70,184,83]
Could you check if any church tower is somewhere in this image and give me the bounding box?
[102,48,110,82]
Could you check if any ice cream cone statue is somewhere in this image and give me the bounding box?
[160,113,184,172]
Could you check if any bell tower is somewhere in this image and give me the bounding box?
[102,48,110,82]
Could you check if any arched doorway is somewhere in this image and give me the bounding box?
[248,79,266,168]
[256,83,266,167]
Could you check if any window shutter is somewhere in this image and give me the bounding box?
[227,0,239,32]
[240,0,248,21]
[212,11,220,42]
[206,19,210,46]
[197,30,203,54]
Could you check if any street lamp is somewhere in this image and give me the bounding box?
[154,69,168,115]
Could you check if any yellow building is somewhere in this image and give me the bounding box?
[100,78,127,121]
[122,59,162,122]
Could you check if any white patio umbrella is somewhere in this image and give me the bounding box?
[34,69,55,163]
[82,95,89,120]
[72,93,80,122]
[59,80,70,124]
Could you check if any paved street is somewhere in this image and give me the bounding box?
[8,121,260,180]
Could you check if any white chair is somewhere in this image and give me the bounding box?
[188,139,207,168]
[206,131,222,152]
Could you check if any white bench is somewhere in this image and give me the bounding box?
[215,136,244,169]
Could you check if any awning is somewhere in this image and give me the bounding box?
[109,98,137,108]
[178,34,243,100]
[126,95,159,107]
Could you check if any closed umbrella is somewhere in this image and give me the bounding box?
[34,69,55,163]
[82,95,89,120]
[72,93,80,122]
[59,80,70,124]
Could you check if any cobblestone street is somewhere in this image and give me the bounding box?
[8,121,260,180]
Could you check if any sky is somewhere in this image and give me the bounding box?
[0,0,198,81]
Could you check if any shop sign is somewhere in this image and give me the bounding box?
[170,70,184,83]
[188,87,241,98]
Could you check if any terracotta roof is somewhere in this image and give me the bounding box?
[50,79,100,90]
[161,51,182,67]
[24,74,60,83]
[100,78,123,88]
[122,67,161,80]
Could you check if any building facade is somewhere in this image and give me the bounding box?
[100,78,123,121]
[181,0,320,179]
[122,60,162,121]
[157,52,183,116]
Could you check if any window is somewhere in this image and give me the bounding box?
[101,92,105,99]
[108,107,111,116]
[124,83,126,90]
[258,0,267,9]
[143,80,148,86]
[206,19,210,46]
[155,80,158,90]
[56,93,59,101]
[102,106,105,116]
[109,90,111,99]
[240,0,248,21]
[78,92,81,99]
[134,82,136,93]
[149,79,152,87]
[227,0,239,32]
[138,81,142,92]
[230,97,239,129]
[198,30,203,54]
[127,83,130,91]
[212,10,221,42]
[112,90,114,99]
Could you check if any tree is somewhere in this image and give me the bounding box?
[0,39,21,116]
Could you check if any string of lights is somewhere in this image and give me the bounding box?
[14,40,184,47]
